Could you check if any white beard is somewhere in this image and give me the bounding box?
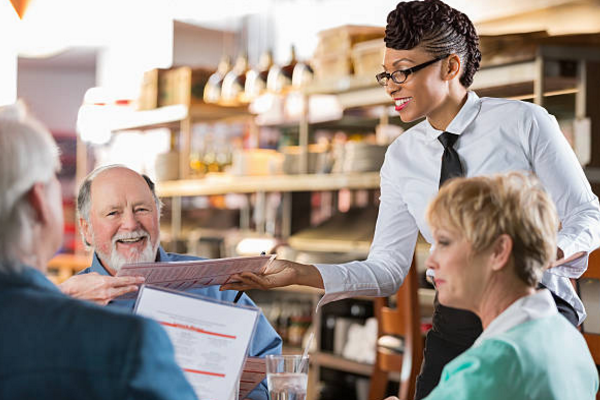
[94,229,158,273]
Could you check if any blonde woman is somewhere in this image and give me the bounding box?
[413,172,597,399]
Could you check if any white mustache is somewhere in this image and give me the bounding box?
[112,230,149,245]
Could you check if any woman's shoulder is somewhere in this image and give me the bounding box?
[478,95,540,111]
[478,96,550,119]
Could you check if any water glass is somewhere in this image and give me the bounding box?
[266,354,309,400]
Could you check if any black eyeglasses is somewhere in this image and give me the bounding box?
[375,55,449,86]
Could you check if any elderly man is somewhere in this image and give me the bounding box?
[61,165,282,400]
[0,103,197,399]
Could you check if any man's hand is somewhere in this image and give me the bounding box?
[220,259,324,291]
[58,273,145,306]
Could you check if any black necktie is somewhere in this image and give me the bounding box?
[438,132,463,187]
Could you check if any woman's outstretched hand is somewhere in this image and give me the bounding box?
[220,259,324,291]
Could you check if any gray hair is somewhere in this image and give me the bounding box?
[76,165,162,246]
[0,101,60,270]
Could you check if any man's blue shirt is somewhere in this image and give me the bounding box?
[80,247,282,400]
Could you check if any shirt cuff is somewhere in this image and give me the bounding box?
[314,263,353,305]
[554,236,590,278]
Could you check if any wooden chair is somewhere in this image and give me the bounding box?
[580,250,600,399]
[582,250,600,360]
[368,258,423,400]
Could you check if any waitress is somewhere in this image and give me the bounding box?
[222,0,600,398]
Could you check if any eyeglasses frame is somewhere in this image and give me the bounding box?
[375,54,450,86]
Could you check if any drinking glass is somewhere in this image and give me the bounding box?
[265,354,309,400]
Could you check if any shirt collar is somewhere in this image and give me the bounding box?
[90,246,165,276]
[156,246,168,261]
[423,91,482,142]
[0,264,62,293]
[474,289,557,346]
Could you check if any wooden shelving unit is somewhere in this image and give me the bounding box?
[302,43,598,117]
[156,172,380,198]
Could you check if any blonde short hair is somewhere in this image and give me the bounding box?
[426,172,559,287]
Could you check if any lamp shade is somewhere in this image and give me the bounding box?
[10,0,32,19]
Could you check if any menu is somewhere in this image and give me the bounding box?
[134,285,260,400]
[116,255,275,298]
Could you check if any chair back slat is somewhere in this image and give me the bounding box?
[368,256,423,400]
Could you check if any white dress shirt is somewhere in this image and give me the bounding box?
[316,91,600,324]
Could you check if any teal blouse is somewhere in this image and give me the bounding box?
[425,314,598,400]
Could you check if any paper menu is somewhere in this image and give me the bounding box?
[239,358,266,400]
[134,285,260,400]
[116,255,275,298]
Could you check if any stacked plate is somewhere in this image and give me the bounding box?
[334,142,387,173]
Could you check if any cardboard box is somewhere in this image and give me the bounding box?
[312,52,353,80]
[161,66,213,106]
[314,25,384,58]
[351,38,385,77]
[137,68,169,110]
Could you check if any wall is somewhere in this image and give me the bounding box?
[0,1,19,106]
[17,65,95,134]
[173,21,239,68]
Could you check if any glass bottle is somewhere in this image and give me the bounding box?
[189,125,207,177]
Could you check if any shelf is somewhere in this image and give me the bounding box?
[310,351,402,381]
[304,75,377,96]
[188,103,250,122]
[110,104,188,131]
[471,60,578,99]
[287,207,377,255]
[289,237,372,254]
[156,172,381,197]
[301,58,579,110]
[311,351,373,376]
[110,103,250,132]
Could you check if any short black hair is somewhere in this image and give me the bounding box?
[384,0,481,88]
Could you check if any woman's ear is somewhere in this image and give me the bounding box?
[443,54,461,81]
[490,234,513,272]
